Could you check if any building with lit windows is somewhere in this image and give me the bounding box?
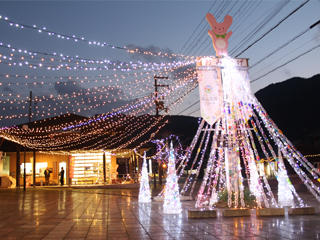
[0,113,151,187]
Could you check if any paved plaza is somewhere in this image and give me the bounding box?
[0,186,319,240]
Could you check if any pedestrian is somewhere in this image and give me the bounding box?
[44,167,50,186]
[59,167,65,186]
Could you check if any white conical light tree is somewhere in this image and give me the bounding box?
[163,142,182,214]
[139,152,151,203]
[277,149,294,207]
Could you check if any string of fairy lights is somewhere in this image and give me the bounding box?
[0,46,195,120]
[0,10,200,149]
[0,62,198,152]
[0,50,190,72]
[0,15,193,60]
[0,69,195,122]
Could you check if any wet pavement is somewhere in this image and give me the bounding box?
[0,187,319,240]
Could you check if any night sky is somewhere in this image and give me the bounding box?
[0,1,320,127]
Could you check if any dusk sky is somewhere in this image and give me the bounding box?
[0,1,320,127]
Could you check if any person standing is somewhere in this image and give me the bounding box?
[60,167,65,186]
[44,167,50,186]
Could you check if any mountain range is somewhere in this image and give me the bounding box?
[255,73,320,144]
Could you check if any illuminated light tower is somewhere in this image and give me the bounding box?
[163,142,182,214]
[138,152,151,203]
[193,13,320,209]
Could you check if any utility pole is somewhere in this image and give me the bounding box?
[154,75,169,188]
[22,124,28,191]
[154,76,169,117]
[29,91,32,123]
[24,91,32,191]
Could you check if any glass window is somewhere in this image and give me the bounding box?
[71,152,111,185]
[21,162,48,177]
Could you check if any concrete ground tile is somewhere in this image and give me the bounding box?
[173,238,198,240]
[233,231,256,237]
[63,238,86,240]
[28,229,52,235]
[1,188,320,240]
[145,227,165,232]
[209,231,234,237]
[66,231,88,238]
[126,228,147,232]
[87,231,107,236]
[0,237,25,240]
[108,232,129,236]
[215,236,241,240]
[71,226,90,230]
[0,228,15,235]
[40,222,60,226]
[108,234,129,239]
[19,224,39,229]
[86,235,108,240]
[129,236,152,240]
[243,238,269,240]
[148,232,172,237]
[36,225,56,230]
[89,226,108,230]
[107,237,129,240]
[2,232,28,238]
[47,231,70,236]
[74,222,93,225]
[170,233,195,238]
[10,228,33,235]
[150,236,175,240]
[108,227,127,231]
[126,230,149,235]
[192,235,219,240]
[20,234,47,239]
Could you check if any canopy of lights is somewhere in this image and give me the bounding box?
[0,13,198,152]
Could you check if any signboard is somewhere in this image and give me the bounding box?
[198,67,223,125]
[69,156,75,178]
[53,161,58,179]
[197,57,249,67]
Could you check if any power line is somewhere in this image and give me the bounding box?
[176,100,200,115]
[250,32,320,79]
[230,0,290,56]
[181,0,226,57]
[186,108,200,116]
[235,0,310,58]
[250,19,320,69]
[250,42,320,83]
[178,1,217,55]
[197,0,280,57]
